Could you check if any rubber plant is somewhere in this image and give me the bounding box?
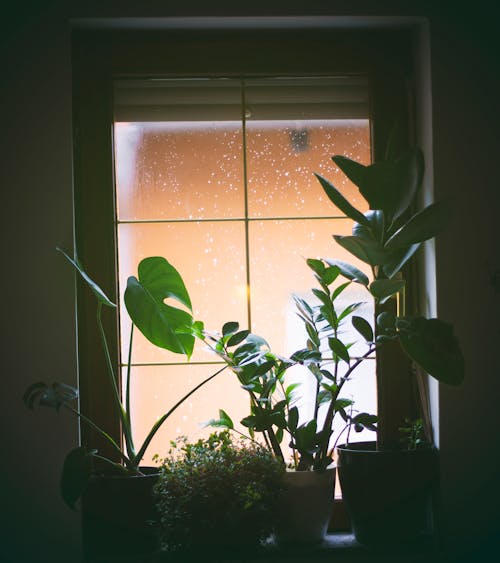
[23,250,223,509]
[313,144,465,447]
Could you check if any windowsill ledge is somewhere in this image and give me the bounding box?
[149,532,438,562]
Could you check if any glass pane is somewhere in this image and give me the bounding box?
[115,121,244,221]
[249,218,372,355]
[246,119,370,218]
[125,364,252,466]
[117,221,248,364]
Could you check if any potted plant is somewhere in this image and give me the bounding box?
[195,261,378,543]
[154,430,285,555]
[313,145,465,544]
[23,250,224,561]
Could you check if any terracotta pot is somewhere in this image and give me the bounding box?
[275,467,335,544]
[337,441,438,545]
[81,468,159,562]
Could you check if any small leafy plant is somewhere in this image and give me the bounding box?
[154,430,285,552]
[23,250,221,508]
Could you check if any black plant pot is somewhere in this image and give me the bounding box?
[337,441,438,546]
[82,468,159,563]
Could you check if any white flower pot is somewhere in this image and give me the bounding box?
[275,466,336,544]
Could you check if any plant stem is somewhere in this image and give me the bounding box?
[96,303,134,459]
[125,324,135,459]
[133,365,228,465]
[64,404,132,467]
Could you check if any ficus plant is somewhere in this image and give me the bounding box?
[197,258,378,472]
[23,250,223,509]
[314,144,465,446]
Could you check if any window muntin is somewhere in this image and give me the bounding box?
[113,77,376,464]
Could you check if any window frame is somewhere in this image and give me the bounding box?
[71,26,417,464]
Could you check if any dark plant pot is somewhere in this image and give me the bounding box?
[337,441,438,546]
[275,467,336,544]
[82,468,159,562]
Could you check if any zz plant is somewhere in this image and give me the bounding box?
[23,250,221,508]
[197,259,377,472]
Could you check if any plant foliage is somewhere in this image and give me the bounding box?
[154,431,285,552]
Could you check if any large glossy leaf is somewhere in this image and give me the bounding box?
[325,259,369,286]
[314,173,369,226]
[58,248,116,308]
[137,257,191,309]
[397,316,465,386]
[125,275,194,357]
[385,200,451,249]
[334,235,388,266]
[60,447,95,510]
[353,210,385,243]
[370,279,405,304]
[382,243,420,279]
[334,149,424,225]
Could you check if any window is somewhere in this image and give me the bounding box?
[72,26,416,464]
[113,77,375,463]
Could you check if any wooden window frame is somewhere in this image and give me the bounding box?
[71,26,417,466]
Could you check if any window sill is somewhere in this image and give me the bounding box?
[147,533,438,563]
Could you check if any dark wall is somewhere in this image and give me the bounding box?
[2,2,498,562]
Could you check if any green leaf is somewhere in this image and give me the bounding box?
[204,409,234,430]
[325,259,369,286]
[23,381,78,412]
[377,311,396,330]
[353,210,385,243]
[334,235,388,267]
[382,243,420,279]
[222,321,239,336]
[137,257,191,310]
[335,149,424,225]
[227,330,250,347]
[306,258,325,275]
[60,447,95,510]
[332,155,366,189]
[288,406,299,432]
[328,337,350,363]
[352,316,373,342]
[285,383,301,401]
[314,173,369,226]
[370,279,405,304]
[334,398,355,410]
[322,266,341,285]
[331,281,351,301]
[338,302,363,323]
[385,200,452,249]
[125,276,194,357]
[57,248,116,308]
[397,317,465,386]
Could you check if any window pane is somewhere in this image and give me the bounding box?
[114,76,375,465]
[115,122,244,221]
[248,218,372,354]
[124,364,251,466]
[117,221,248,364]
[246,120,370,218]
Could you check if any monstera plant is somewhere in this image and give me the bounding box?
[314,145,465,446]
[23,250,221,508]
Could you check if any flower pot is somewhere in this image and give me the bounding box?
[275,467,335,544]
[337,441,438,546]
[81,468,159,562]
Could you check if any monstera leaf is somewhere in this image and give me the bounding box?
[124,257,195,358]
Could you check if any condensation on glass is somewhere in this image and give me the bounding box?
[113,77,375,468]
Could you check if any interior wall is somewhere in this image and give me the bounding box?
[2,2,499,562]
